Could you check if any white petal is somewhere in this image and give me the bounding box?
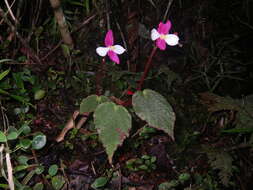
[112,45,125,54]
[96,47,109,56]
[165,34,179,46]
[151,29,160,41]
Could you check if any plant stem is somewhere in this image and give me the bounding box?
[137,46,157,90]
[96,58,106,95]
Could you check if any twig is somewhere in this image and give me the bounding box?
[6,148,14,190]
[49,0,73,47]
[236,17,253,31]
[224,143,253,152]
[117,168,122,190]
[163,0,174,22]
[4,0,17,23]
[105,0,111,31]
[131,125,146,138]
[116,21,128,52]
[116,21,130,70]
[91,161,97,175]
[55,111,90,142]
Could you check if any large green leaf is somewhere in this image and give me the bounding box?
[94,102,132,163]
[132,89,175,140]
[80,95,110,113]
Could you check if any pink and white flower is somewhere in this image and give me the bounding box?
[151,20,179,50]
[96,30,125,64]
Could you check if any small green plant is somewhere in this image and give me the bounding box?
[159,172,191,190]
[91,176,109,190]
[139,125,157,139]
[125,155,157,172]
[0,121,47,189]
[0,67,45,106]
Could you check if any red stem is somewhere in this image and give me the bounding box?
[96,58,106,95]
[137,46,157,90]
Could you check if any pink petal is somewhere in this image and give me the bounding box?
[156,38,166,50]
[163,20,172,34]
[157,20,171,34]
[157,22,164,34]
[108,50,120,64]
[104,30,114,47]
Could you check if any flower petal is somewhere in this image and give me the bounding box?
[163,20,172,34]
[151,29,160,41]
[157,22,164,34]
[165,34,179,46]
[96,47,109,56]
[157,20,171,34]
[156,38,166,50]
[112,45,125,54]
[105,30,114,46]
[108,50,120,64]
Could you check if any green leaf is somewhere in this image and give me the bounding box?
[17,155,29,165]
[158,180,179,190]
[10,94,29,104]
[23,170,36,185]
[7,127,19,140]
[141,155,150,160]
[0,69,10,81]
[13,72,25,90]
[221,128,253,134]
[80,95,110,113]
[18,124,31,135]
[94,102,132,164]
[61,44,71,57]
[35,166,44,175]
[7,131,18,140]
[132,89,175,140]
[14,165,31,172]
[51,175,65,190]
[32,134,46,150]
[91,177,108,189]
[34,89,46,100]
[48,164,58,177]
[150,156,156,163]
[0,131,7,142]
[0,59,14,64]
[20,139,32,149]
[0,89,29,104]
[178,173,191,183]
[33,182,44,190]
[139,165,148,170]
[0,184,9,188]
